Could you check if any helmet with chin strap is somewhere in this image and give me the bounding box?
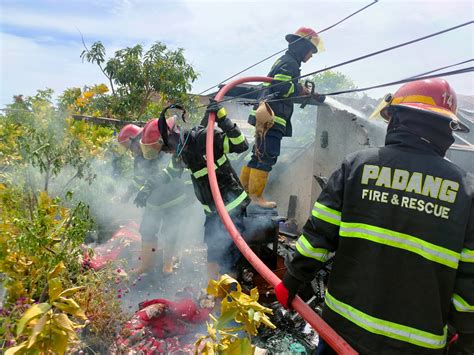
[380,78,469,133]
[139,104,186,160]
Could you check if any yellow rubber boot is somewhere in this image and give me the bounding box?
[248,168,277,209]
[239,165,251,192]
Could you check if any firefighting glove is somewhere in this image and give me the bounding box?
[202,99,234,132]
[275,272,302,309]
[448,333,474,354]
[206,99,227,121]
[133,184,153,208]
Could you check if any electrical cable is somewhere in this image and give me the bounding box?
[406,58,474,79]
[262,66,474,102]
[192,21,473,110]
[197,0,379,95]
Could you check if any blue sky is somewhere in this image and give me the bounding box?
[1,0,473,108]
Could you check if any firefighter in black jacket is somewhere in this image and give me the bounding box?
[138,102,250,278]
[275,78,474,354]
[117,124,189,275]
[240,27,324,208]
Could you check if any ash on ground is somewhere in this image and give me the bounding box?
[253,302,319,354]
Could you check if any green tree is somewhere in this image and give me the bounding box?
[310,70,357,95]
[81,41,199,120]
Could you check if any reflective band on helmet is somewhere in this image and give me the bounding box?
[312,202,341,226]
[339,222,460,269]
[147,194,186,211]
[392,95,436,106]
[274,74,293,81]
[192,155,228,179]
[296,235,329,262]
[460,248,474,263]
[229,133,245,145]
[202,191,248,213]
[325,292,447,349]
[452,294,474,313]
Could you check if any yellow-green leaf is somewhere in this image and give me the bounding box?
[48,278,63,302]
[27,311,50,348]
[5,341,28,355]
[48,261,65,280]
[250,287,259,301]
[17,303,51,335]
[53,297,87,320]
[51,330,69,355]
[52,313,77,340]
[223,336,255,355]
[216,309,238,330]
[59,286,84,298]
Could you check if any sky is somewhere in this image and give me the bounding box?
[0,0,473,108]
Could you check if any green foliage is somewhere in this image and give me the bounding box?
[195,275,276,354]
[0,187,92,352]
[0,90,127,352]
[310,70,357,95]
[81,41,199,120]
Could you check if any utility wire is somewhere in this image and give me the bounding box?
[240,66,474,105]
[193,21,473,109]
[196,0,379,95]
[324,66,473,96]
[406,58,474,79]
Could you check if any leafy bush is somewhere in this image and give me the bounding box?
[195,275,276,354]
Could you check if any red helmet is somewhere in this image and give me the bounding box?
[116,124,142,154]
[140,117,177,160]
[286,26,324,53]
[381,78,469,132]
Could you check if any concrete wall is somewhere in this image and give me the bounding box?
[311,98,387,204]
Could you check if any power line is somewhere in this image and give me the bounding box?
[196,21,473,109]
[240,66,474,105]
[197,0,379,95]
[325,66,473,96]
[407,58,474,79]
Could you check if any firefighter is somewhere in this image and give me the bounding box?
[138,102,249,279]
[240,27,325,209]
[116,124,189,275]
[275,79,474,354]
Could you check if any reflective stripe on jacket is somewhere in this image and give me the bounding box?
[248,51,302,137]
[287,130,474,353]
[177,117,250,214]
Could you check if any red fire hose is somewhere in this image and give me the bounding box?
[206,76,357,354]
